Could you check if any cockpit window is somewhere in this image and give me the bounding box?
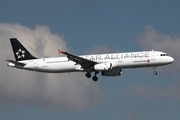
[160,54,167,56]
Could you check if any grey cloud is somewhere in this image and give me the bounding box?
[0,23,102,111]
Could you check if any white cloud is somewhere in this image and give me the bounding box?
[0,23,102,111]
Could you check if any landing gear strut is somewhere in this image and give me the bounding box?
[92,72,99,81]
[153,67,157,75]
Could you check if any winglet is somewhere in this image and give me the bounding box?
[58,50,62,54]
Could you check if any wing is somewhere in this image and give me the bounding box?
[59,50,97,69]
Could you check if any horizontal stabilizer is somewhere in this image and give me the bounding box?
[6,60,26,66]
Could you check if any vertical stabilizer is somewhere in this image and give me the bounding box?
[10,38,37,61]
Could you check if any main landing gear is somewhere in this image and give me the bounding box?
[153,66,157,75]
[85,72,99,81]
[85,72,91,78]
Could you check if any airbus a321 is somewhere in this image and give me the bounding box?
[7,38,174,81]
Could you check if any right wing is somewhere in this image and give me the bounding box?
[59,50,97,69]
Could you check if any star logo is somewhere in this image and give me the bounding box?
[16,49,26,59]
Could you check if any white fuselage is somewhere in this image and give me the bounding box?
[8,51,174,73]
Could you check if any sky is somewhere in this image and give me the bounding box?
[0,0,180,120]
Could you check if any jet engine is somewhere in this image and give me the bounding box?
[101,69,122,76]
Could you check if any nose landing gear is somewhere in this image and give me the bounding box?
[153,71,157,75]
[153,67,157,75]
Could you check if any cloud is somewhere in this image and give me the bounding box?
[0,23,102,111]
[136,25,180,74]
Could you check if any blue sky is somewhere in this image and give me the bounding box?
[1,1,180,120]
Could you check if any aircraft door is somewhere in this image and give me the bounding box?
[151,52,156,61]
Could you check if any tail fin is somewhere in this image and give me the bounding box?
[10,38,37,61]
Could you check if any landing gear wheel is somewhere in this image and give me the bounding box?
[153,71,157,75]
[92,76,98,81]
[153,66,157,75]
[85,72,91,78]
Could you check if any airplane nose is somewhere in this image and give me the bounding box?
[169,57,174,63]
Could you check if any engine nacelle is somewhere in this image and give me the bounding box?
[101,69,122,76]
[94,62,117,71]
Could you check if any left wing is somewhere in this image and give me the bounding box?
[58,50,97,69]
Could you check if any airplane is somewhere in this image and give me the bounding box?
[7,38,174,81]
